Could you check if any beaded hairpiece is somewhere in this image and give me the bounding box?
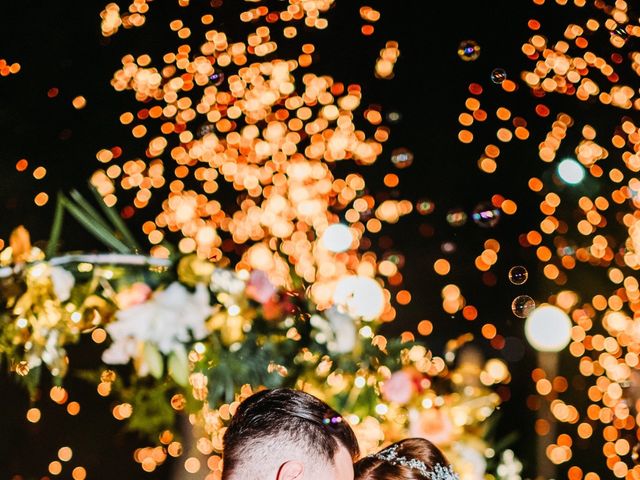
[373,444,460,480]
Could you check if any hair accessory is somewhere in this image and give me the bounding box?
[373,444,460,480]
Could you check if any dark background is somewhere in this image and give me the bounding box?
[0,0,631,478]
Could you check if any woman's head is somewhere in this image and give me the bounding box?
[354,438,458,480]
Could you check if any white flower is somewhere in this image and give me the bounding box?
[50,267,75,302]
[310,307,357,354]
[326,307,357,353]
[452,442,487,480]
[496,450,522,480]
[102,337,139,365]
[102,282,212,366]
[210,268,246,296]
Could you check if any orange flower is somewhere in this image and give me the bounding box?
[9,226,32,263]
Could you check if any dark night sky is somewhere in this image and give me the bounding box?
[0,0,631,478]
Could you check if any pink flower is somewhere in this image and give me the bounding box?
[381,370,415,405]
[246,270,277,304]
[116,282,152,309]
[409,408,454,446]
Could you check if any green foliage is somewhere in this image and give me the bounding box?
[144,343,164,379]
[46,190,140,256]
[168,346,189,387]
[126,380,178,436]
[202,330,296,404]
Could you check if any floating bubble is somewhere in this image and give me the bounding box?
[458,40,481,61]
[391,148,414,168]
[508,266,528,285]
[446,208,467,227]
[209,72,225,86]
[416,198,435,215]
[511,295,536,318]
[472,202,501,228]
[491,68,507,84]
[501,336,526,362]
[612,26,629,42]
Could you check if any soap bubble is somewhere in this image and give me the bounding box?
[209,72,225,86]
[508,266,528,285]
[512,295,535,318]
[612,26,629,41]
[391,148,414,168]
[472,202,501,228]
[458,40,481,61]
[491,68,507,84]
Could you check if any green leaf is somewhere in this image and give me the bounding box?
[59,194,131,253]
[492,430,519,453]
[18,365,42,398]
[69,190,115,234]
[126,382,176,436]
[143,343,164,379]
[88,184,142,252]
[46,193,66,258]
[168,346,189,387]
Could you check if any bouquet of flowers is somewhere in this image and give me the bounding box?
[0,193,518,479]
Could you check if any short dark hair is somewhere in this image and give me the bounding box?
[354,438,451,480]
[222,388,359,478]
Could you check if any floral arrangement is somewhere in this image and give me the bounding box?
[0,194,519,480]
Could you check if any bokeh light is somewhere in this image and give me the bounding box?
[557,158,585,185]
[525,305,572,352]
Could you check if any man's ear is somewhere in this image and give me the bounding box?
[277,460,304,480]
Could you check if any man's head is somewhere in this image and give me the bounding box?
[222,388,359,480]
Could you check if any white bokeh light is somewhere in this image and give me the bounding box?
[524,304,572,352]
[321,224,354,253]
[557,158,585,185]
[332,275,385,320]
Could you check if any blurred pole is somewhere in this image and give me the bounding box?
[171,415,208,480]
[536,350,558,480]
